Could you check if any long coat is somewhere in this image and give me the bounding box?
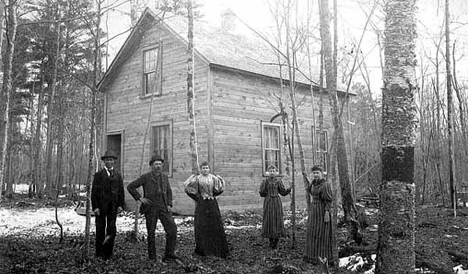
[127,170,173,211]
[91,169,125,214]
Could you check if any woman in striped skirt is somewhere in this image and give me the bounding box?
[303,165,333,264]
[259,165,291,249]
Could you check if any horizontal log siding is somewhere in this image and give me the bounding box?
[210,68,339,212]
[105,23,210,214]
[104,23,351,214]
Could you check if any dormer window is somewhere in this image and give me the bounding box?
[143,46,162,96]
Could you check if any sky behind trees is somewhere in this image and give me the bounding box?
[104,0,468,97]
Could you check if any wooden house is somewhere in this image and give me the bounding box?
[98,8,352,214]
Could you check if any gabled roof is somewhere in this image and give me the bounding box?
[161,13,315,85]
[98,8,353,96]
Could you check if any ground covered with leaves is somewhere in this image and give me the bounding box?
[1,194,468,274]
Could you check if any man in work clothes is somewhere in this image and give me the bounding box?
[91,150,125,260]
[127,155,179,261]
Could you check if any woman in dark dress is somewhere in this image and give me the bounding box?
[303,165,333,264]
[259,165,291,249]
[184,161,229,258]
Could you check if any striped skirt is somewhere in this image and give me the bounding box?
[261,195,286,238]
[304,201,332,263]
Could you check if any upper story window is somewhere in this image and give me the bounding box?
[143,46,162,96]
[311,126,329,171]
[262,122,281,175]
[151,121,172,176]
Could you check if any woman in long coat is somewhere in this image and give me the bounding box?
[259,165,291,249]
[184,161,229,258]
[303,165,333,264]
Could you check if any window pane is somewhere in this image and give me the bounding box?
[265,126,279,149]
[152,124,170,173]
[145,72,156,95]
[143,47,161,96]
[263,124,280,173]
[144,48,157,72]
[265,150,279,171]
[319,131,327,152]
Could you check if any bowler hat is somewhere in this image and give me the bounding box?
[101,150,118,160]
[149,155,165,166]
[311,165,323,172]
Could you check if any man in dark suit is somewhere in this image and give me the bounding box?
[127,155,179,262]
[91,150,125,260]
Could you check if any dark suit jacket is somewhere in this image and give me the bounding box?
[127,169,173,211]
[91,168,125,215]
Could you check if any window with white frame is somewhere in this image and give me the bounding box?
[143,47,162,96]
[262,122,281,175]
[311,126,329,171]
[151,122,172,175]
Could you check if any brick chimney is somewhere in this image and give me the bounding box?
[221,8,236,32]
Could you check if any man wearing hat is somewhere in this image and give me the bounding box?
[127,155,179,262]
[91,150,125,260]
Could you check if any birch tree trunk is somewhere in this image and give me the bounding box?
[445,0,455,211]
[187,0,199,174]
[0,0,17,201]
[319,0,361,244]
[376,0,417,272]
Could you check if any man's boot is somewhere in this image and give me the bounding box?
[148,240,157,260]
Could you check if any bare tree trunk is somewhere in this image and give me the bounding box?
[280,2,306,249]
[32,72,46,198]
[55,42,64,245]
[269,4,295,248]
[45,15,61,197]
[187,0,199,174]
[319,0,361,244]
[50,3,65,241]
[331,0,339,266]
[85,0,102,259]
[444,0,456,211]
[277,103,295,248]
[0,0,17,201]
[0,0,5,63]
[452,43,468,191]
[376,0,417,272]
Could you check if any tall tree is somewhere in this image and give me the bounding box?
[84,0,103,258]
[187,0,199,174]
[318,0,362,244]
[0,0,18,201]
[45,2,62,196]
[445,0,455,210]
[376,0,417,272]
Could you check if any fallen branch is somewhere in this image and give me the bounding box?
[447,249,468,262]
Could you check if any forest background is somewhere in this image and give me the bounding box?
[0,0,467,273]
[0,0,466,209]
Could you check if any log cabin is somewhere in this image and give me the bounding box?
[97,8,353,214]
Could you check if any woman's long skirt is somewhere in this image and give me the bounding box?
[194,198,229,258]
[261,196,285,238]
[304,200,332,264]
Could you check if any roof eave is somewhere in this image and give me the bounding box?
[208,63,356,97]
